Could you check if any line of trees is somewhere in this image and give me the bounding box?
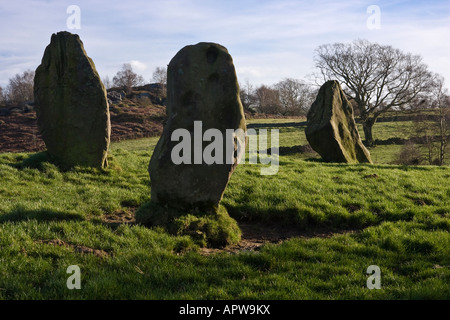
[111,63,145,93]
[102,64,168,97]
[0,64,169,106]
[0,70,35,105]
[240,78,317,116]
[105,64,317,116]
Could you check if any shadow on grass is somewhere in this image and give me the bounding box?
[12,151,75,172]
[247,121,307,129]
[11,151,51,171]
[0,206,84,223]
[11,151,122,174]
[261,144,317,156]
[303,157,324,163]
[301,157,440,171]
[302,158,375,166]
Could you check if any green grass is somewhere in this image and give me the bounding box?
[0,120,449,299]
[247,118,448,163]
[223,159,450,230]
[360,121,414,141]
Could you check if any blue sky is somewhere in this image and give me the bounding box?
[0,0,449,88]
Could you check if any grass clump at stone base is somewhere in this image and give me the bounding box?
[135,202,241,248]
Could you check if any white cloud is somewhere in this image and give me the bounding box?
[129,60,147,72]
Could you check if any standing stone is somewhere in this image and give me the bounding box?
[306,80,372,163]
[148,42,246,211]
[34,31,110,169]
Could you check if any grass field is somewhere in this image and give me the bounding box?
[0,119,449,299]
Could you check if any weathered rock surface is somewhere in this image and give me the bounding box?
[306,80,372,163]
[34,31,110,169]
[148,42,246,211]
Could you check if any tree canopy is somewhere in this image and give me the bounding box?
[314,39,437,144]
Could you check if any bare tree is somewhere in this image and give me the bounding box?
[275,78,316,116]
[239,79,257,113]
[6,70,35,104]
[152,66,167,97]
[113,63,145,93]
[102,76,112,90]
[431,75,450,165]
[255,85,282,114]
[411,75,450,165]
[314,39,436,145]
[0,86,4,106]
[413,111,436,165]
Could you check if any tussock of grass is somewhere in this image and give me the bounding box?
[135,202,241,248]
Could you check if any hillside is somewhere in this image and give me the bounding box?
[0,85,167,153]
[0,84,288,153]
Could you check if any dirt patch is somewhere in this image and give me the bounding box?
[345,204,362,213]
[200,238,266,256]
[102,208,136,225]
[108,102,164,142]
[36,239,110,258]
[363,174,379,179]
[0,113,44,153]
[99,211,357,256]
[200,222,359,255]
[0,102,165,153]
[414,199,427,206]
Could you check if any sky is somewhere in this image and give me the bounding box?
[0,0,449,89]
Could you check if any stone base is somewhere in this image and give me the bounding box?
[135,203,241,248]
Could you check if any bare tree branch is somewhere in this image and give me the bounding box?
[314,39,435,145]
[6,70,35,104]
[112,63,145,93]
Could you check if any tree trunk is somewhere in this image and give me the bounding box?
[362,118,375,146]
[425,135,433,165]
[358,103,376,147]
[439,115,446,166]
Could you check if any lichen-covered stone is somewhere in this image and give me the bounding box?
[34,31,110,169]
[148,42,246,211]
[306,80,372,164]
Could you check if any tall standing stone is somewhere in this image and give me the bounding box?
[34,31,110,169]
[306,80,372,163]
[148,42,247,211]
